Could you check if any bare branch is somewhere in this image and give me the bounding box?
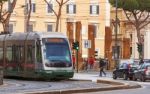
[123,10,135,26]
[63,0,69,5]
[139,13,150,30]
[56,0,61,5]
[137,11,144,21]
[44,0,58,16]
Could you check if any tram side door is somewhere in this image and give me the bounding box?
[35,40,43,72]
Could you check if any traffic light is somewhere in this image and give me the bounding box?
[72,41,79,50]
[72,42,76,49]
[76,41,79,50]
[94,51,98,57]
[137,43,143,53]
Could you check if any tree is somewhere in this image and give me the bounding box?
[0,0,17,33]
[44,0,70,32]
[109,0,150,58]
[25,0,32,32]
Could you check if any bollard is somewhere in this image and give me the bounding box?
[0,66,3,85]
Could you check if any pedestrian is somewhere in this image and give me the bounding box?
[105,58,109,70]
[99,58,106,77]
[139,59,144,65]
[83,58,88,71]
[88,56,95,70]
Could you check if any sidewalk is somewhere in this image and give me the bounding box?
[73,71,112,82]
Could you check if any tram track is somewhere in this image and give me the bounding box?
[0,78,108,94]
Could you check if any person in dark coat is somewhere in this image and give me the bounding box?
[139,59,144,65]
[99,58,106,77]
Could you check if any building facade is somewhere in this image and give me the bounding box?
[0,0,109,69]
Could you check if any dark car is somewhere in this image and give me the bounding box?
[133,63,150,82]
[113,62,138,80]
[134,59,150,64]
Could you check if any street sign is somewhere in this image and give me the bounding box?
[84,40,91,48]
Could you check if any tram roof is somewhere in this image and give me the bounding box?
[0,32,67,41]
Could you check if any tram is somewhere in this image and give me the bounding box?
[0,32,74,79]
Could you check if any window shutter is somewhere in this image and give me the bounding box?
[73,4,76,13]
[90,5,92,14]
[97,5,99,14]
[32,3,36,12]
[67,4,69,13]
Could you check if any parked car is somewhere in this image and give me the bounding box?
[113,60,138,80]
[133,63,150,82]
[134,59,150,64]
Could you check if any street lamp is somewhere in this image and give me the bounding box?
[114,0,119,67]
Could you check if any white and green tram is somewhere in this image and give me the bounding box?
[0,32,74,80]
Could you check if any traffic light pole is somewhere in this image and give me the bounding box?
[76,49,79,73]
[115,0,118,67]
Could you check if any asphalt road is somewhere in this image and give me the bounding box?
[73,80,150,94]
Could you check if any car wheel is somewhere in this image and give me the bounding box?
[113,73,117,79]
[132,74,137,81]
[123,73,128,80]
[141,75,146,82]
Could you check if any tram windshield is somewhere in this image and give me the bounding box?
[42,38,72,67]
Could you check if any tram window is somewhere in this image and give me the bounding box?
[12,45,16,61]
[6,46,12,62]
[36,41,42,63]
[14,45,24,62]
[20,46,24,61]
[27,45,34,62]
[0,48,3,62]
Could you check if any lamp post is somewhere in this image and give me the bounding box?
[114,0,118,67]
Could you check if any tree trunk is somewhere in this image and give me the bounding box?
[55,5,62,32]
[55,16,60,32]
[136,27,144,59]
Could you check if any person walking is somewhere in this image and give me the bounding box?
[139,59,144,65]
[88,56,95,70]
[83,58,88,71]
[99,58,106,77]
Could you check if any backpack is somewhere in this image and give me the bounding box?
[99,59,105,68]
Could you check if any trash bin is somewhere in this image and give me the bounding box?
[0,67,3,85]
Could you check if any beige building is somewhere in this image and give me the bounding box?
[0,0,109,60]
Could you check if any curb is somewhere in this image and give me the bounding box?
[28,79,141,94]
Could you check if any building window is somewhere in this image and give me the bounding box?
[47,24,53,32]
[89,24,99,38]
[28,24,33,32]
[67,4,76,14]
[9,24,13,33]
[26,1,36,13]
[112,46,120,59]
[93,25,98,38]
[32,3,36,12]
[90,5,99,15]
[47,3,53,13]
